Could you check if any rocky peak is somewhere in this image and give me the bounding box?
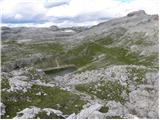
[49,25,59,31]
[1,26,11,30]
[127,10,146,17]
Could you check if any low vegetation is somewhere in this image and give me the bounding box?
[1,85,85,119]
[99,106,109,113]
[2,36,157,71]
[75,80,128,104]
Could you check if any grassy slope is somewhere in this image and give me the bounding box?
[63,37,157,71]
[2,36,157,70]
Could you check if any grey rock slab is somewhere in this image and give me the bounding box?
[88,111,106,119]
[67,103,102,119]
[13,106,41,119]
[76,103,102,119]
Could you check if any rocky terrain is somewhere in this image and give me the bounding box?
[1,26,88,41]
[0,10,159,119]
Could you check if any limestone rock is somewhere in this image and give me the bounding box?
[0,103,6,116]
[13,106,41,119]
[127,88,158,119]
[88,111,105,119]
[76,103,102,119]
[42,108,63,116]
[67,103,102,119]
[105,101,129,117]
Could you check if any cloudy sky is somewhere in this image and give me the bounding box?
[1,0,159,27]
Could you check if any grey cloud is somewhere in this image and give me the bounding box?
[44,0,70,8]
[2,5,111,27]
[49,12,111,23]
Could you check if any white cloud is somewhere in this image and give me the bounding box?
[46,0,123,18]
[14,14,22,20]
[1,0,159,27]
[114,0,159,16]
[1,0,47,21]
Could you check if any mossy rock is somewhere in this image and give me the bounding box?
[99,106,109,113]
